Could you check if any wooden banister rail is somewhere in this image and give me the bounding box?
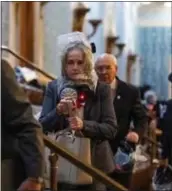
[43,135,128,191]
[1,45,56,80]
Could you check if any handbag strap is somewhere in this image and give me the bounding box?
[55,128,85,143]
[55,128,72,139]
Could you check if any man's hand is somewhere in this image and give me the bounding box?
[17,178,42,191]
[126,131,139,143]
[68,116,83,131]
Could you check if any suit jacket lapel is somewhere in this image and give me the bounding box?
[114,79,122,105]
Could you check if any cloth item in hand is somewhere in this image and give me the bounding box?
[113,141,134,173]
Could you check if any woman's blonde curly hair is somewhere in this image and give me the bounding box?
[61,42,93,79]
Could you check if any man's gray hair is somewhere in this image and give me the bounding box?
[95,53,117,66]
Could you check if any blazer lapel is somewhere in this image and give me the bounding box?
[84,97,94,119]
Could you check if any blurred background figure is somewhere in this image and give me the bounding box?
[152,73,172,191]
[161,72,172,166]
[143,90,157,124]
[139,84,152,101]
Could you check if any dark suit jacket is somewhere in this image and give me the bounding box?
[39,79,118,174]
[1,61,44,183]
[110,78,148,153]
[161,99,172,163]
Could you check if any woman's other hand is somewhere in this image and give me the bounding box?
[68,116,83,130]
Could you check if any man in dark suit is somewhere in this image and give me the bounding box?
[1,59,45,191]
[95,53,148,189]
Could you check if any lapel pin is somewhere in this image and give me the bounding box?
[117,95,121,99]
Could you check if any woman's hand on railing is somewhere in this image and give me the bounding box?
[68,116,84,130]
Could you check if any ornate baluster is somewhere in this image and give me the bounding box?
[49,152,58,191]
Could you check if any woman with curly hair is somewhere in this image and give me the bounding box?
[39,32,118,191]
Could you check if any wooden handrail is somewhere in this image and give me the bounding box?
[1,45,56,80]
[43,135,128,191]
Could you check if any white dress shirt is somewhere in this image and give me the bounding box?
[110,78,117,98]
